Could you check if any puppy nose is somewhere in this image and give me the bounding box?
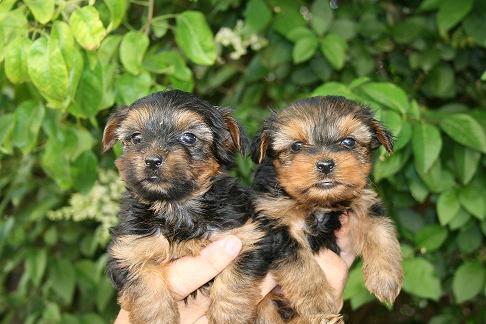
[145,156,163,169]
[316,160,335,175]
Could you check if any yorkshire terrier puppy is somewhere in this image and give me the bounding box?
[252,96,403,322]
[103,90,276,324]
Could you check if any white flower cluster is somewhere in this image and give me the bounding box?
[47,169,123,244]
[215,20,268,60]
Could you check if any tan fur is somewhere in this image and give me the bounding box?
[347,190,403,303]
[175,109,206,130]
[337,114,371,143]
[255,198,342,323]
[208,265,263,323]
[254,98,403,321]
[111,221,266,324]
[256,294,286,324]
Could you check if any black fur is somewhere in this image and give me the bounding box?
[306,210,342,254]
[105,91,280,313]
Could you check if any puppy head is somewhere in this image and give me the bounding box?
[252,96,393,205]
[102,90,246,202]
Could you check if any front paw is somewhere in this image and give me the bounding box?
[363,264,403,304]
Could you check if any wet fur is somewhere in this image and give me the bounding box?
[253,96,403,322]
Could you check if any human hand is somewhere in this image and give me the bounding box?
[314,211,356,311]
[115,212,356,323]
[114,235,276,324]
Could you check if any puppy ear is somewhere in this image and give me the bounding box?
[369,119,394,153]
[251,129,270,164]
[102,106,129,152]
[223,112,249,155]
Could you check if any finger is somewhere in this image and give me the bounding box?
[259,273,278,301]
[335,212,350,238]
[114,309,130,324]
[314,249,349,311]
[166,235,242,300]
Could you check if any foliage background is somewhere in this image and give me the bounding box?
[1,0,485,323]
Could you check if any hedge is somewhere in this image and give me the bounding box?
[0,0,485,322]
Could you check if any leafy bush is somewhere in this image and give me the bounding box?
[1,0,485,322]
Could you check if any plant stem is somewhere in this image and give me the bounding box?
[143,0,154,35]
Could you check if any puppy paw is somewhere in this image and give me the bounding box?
[363,265,403,304]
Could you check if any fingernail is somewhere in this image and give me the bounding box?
[223,236,242,256]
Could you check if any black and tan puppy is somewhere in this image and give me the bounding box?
[252,96,403,322]
[103,90,276,324]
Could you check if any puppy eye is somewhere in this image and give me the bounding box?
[131,132,142,144]
[341,137,356,148]
[180,132,197,145]
[291,141,303,153]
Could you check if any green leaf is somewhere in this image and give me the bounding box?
[116,72,152,105]
[27,35,69,104]
[453,145,480,185]
[287,27,314,43]
[329,19,357,41]
[414,225,448,253]
[244,0,272,33]
[24,0,54,24]
[50,259,76,305]
[373,148,410,182]
[437,0,474,35]
[403,257,442,300]
[457,223,482,254]
[459,179,485,220]
[394,120,412,151]
[293,35,318,64]
[103,0,128,30]
[25,249,47,285]
[0,0,17,13]
[343,265,373,309]
[405,166,429,203]
[69,6,106,51]
[0,8,28,45]
[151,16,169,38]
[72,151,98,193]
[378,110,402,138]
[440,114,486,153]
[51,21,84,101]
[412,122,442,173]
[320,33,347,70]
[119,31,149,75]
[310,0,333,35]
[0,113,15,154]
[452,261,485,303]
[437,188,460,225]
[4,35,31,83]
[272,1,306,37]
[175,11,216,66]
[361,82,409,114]
[311,82,357,99]
[96,277,115,311]
[143,50,191,81]
[422,64,455,98]
[449,208,471,230]
[12,101,45,154]
[416,159,455,193]
[98,35,122,64]
[68,59,104,118]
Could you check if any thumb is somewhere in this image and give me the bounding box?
[167,235,242,300]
